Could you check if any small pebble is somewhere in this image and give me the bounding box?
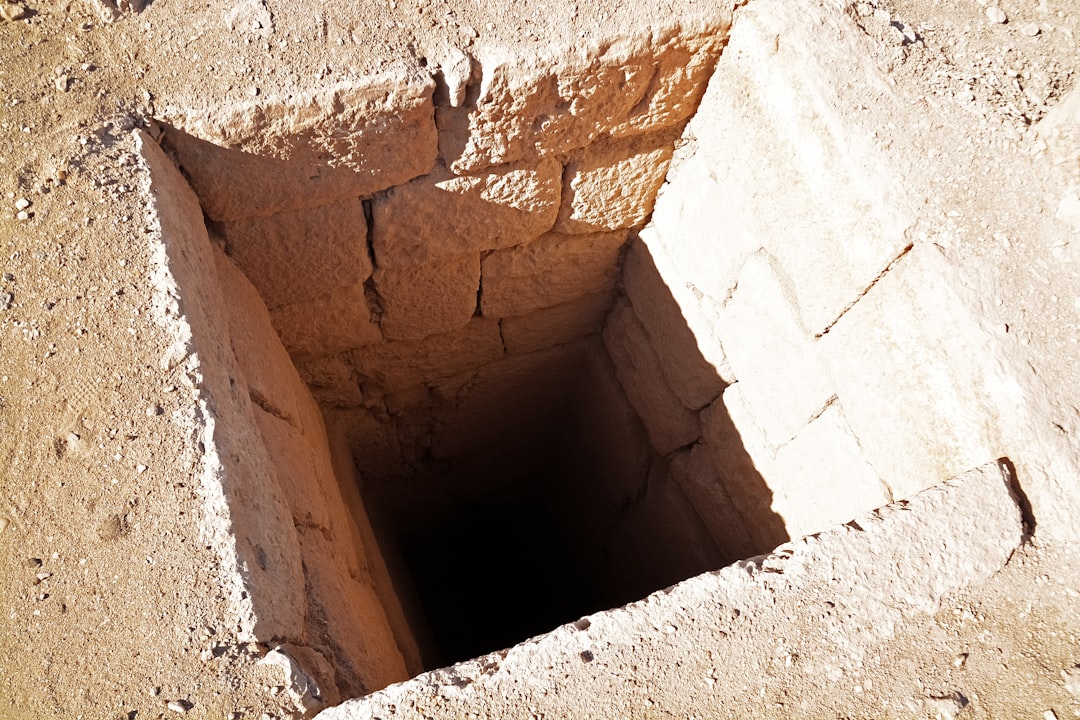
[146,404,163,416]
[1044,711,1058,720]
[0,2,28,21]
[15,211,29,221]
[167,700,190,713]
[3,273,13,281]
[1063,666,1080,697]
[1023,23,1041,36]
[985,5,1007,23]
[54,75,69,92]
[0,292,12,310]
[14,198,30,210]
[0,517,9,534]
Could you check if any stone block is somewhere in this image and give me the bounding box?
[270,282,382,359]
[372,158,561,269]
[213,248,305,424]
[480,230,627,318]
[501,291,615,354]
[816,243,1006,501]
[373,254,480,341]
[668,445,756,562]
[602,298,700,455]
[700,388,789,552]
[162,72,438,221]
[443,22,728,172]
[640,3,914,336]
[294,354,364,408]
[253,409,333,531]
[555,132,675,234]
[622,238,725,410]
[348,318,504,393]
[716,252,834,446]
[218,199,371,309]
[323,406,403,483]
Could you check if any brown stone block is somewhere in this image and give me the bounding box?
[501,291,615,354]
[270,282,382,359]
[372,158,561,269]
[348,318,504,393]
[219,199,371,309]
[373,254,481,341]
[555,132,676,234]
[480,230,627,318]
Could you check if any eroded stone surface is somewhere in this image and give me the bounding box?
[373,254,481,341]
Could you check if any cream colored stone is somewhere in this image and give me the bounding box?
[816,243,1009,501]
[373,253,480,341]
[218,199,371,309]
[641,3,914,338]
[444,22,728,172]
[602,298,699,455]
[500,291,615,354]
[717,252,834,446]
[480,230,627,318]
[163,72,438,221]
[372,158,561,269]
[348,318,504,393]
[555,132,675,234]
[622,238,725,410]
[270,282,382,359]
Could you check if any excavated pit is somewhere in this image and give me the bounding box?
[147,11,1035,696]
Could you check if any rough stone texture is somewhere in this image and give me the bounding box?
[139,132,306,643]
[372,158,561,268]
[602,298,700,455]
[348,318,504,393]
[815,241,1080,538]
[295,355,365,408]
[668,445,756,563]
[717,252,835,446]
[721,381,890,540]
[217,199,371,309]
[480,230,627,318]
[640,1,914,339]
[270,282,382,359]
[317,461,1022,720]
[555,131,675,233]
[441,20,729,172]
[162,73,439,221]
[621,238,726,409]
[373,254,481,341]
[500,291,615,354]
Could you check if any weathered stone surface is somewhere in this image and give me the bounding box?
[443,21,728,172]
[699,388,789,552]
[218,199,371,309]
[372,158,561,268]
[717,252,834,446]
[348,318,504,393]
[640,2,914,338]
[555,132,675,233]
[480,230,627,318]
[622,238,725,410]
[270,282,382,359]
[603,298,699,455]
[816,243,1008,500]
[668,445,756,562]
[163,73,439,221]
[139,132,307,643]
[294,355,364,408]
[500,291,614,354]
[323,406,403,482]
[373,254,480,340]
[317,461,1021,720]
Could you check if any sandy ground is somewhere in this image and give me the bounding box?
[1,0,1079,717]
